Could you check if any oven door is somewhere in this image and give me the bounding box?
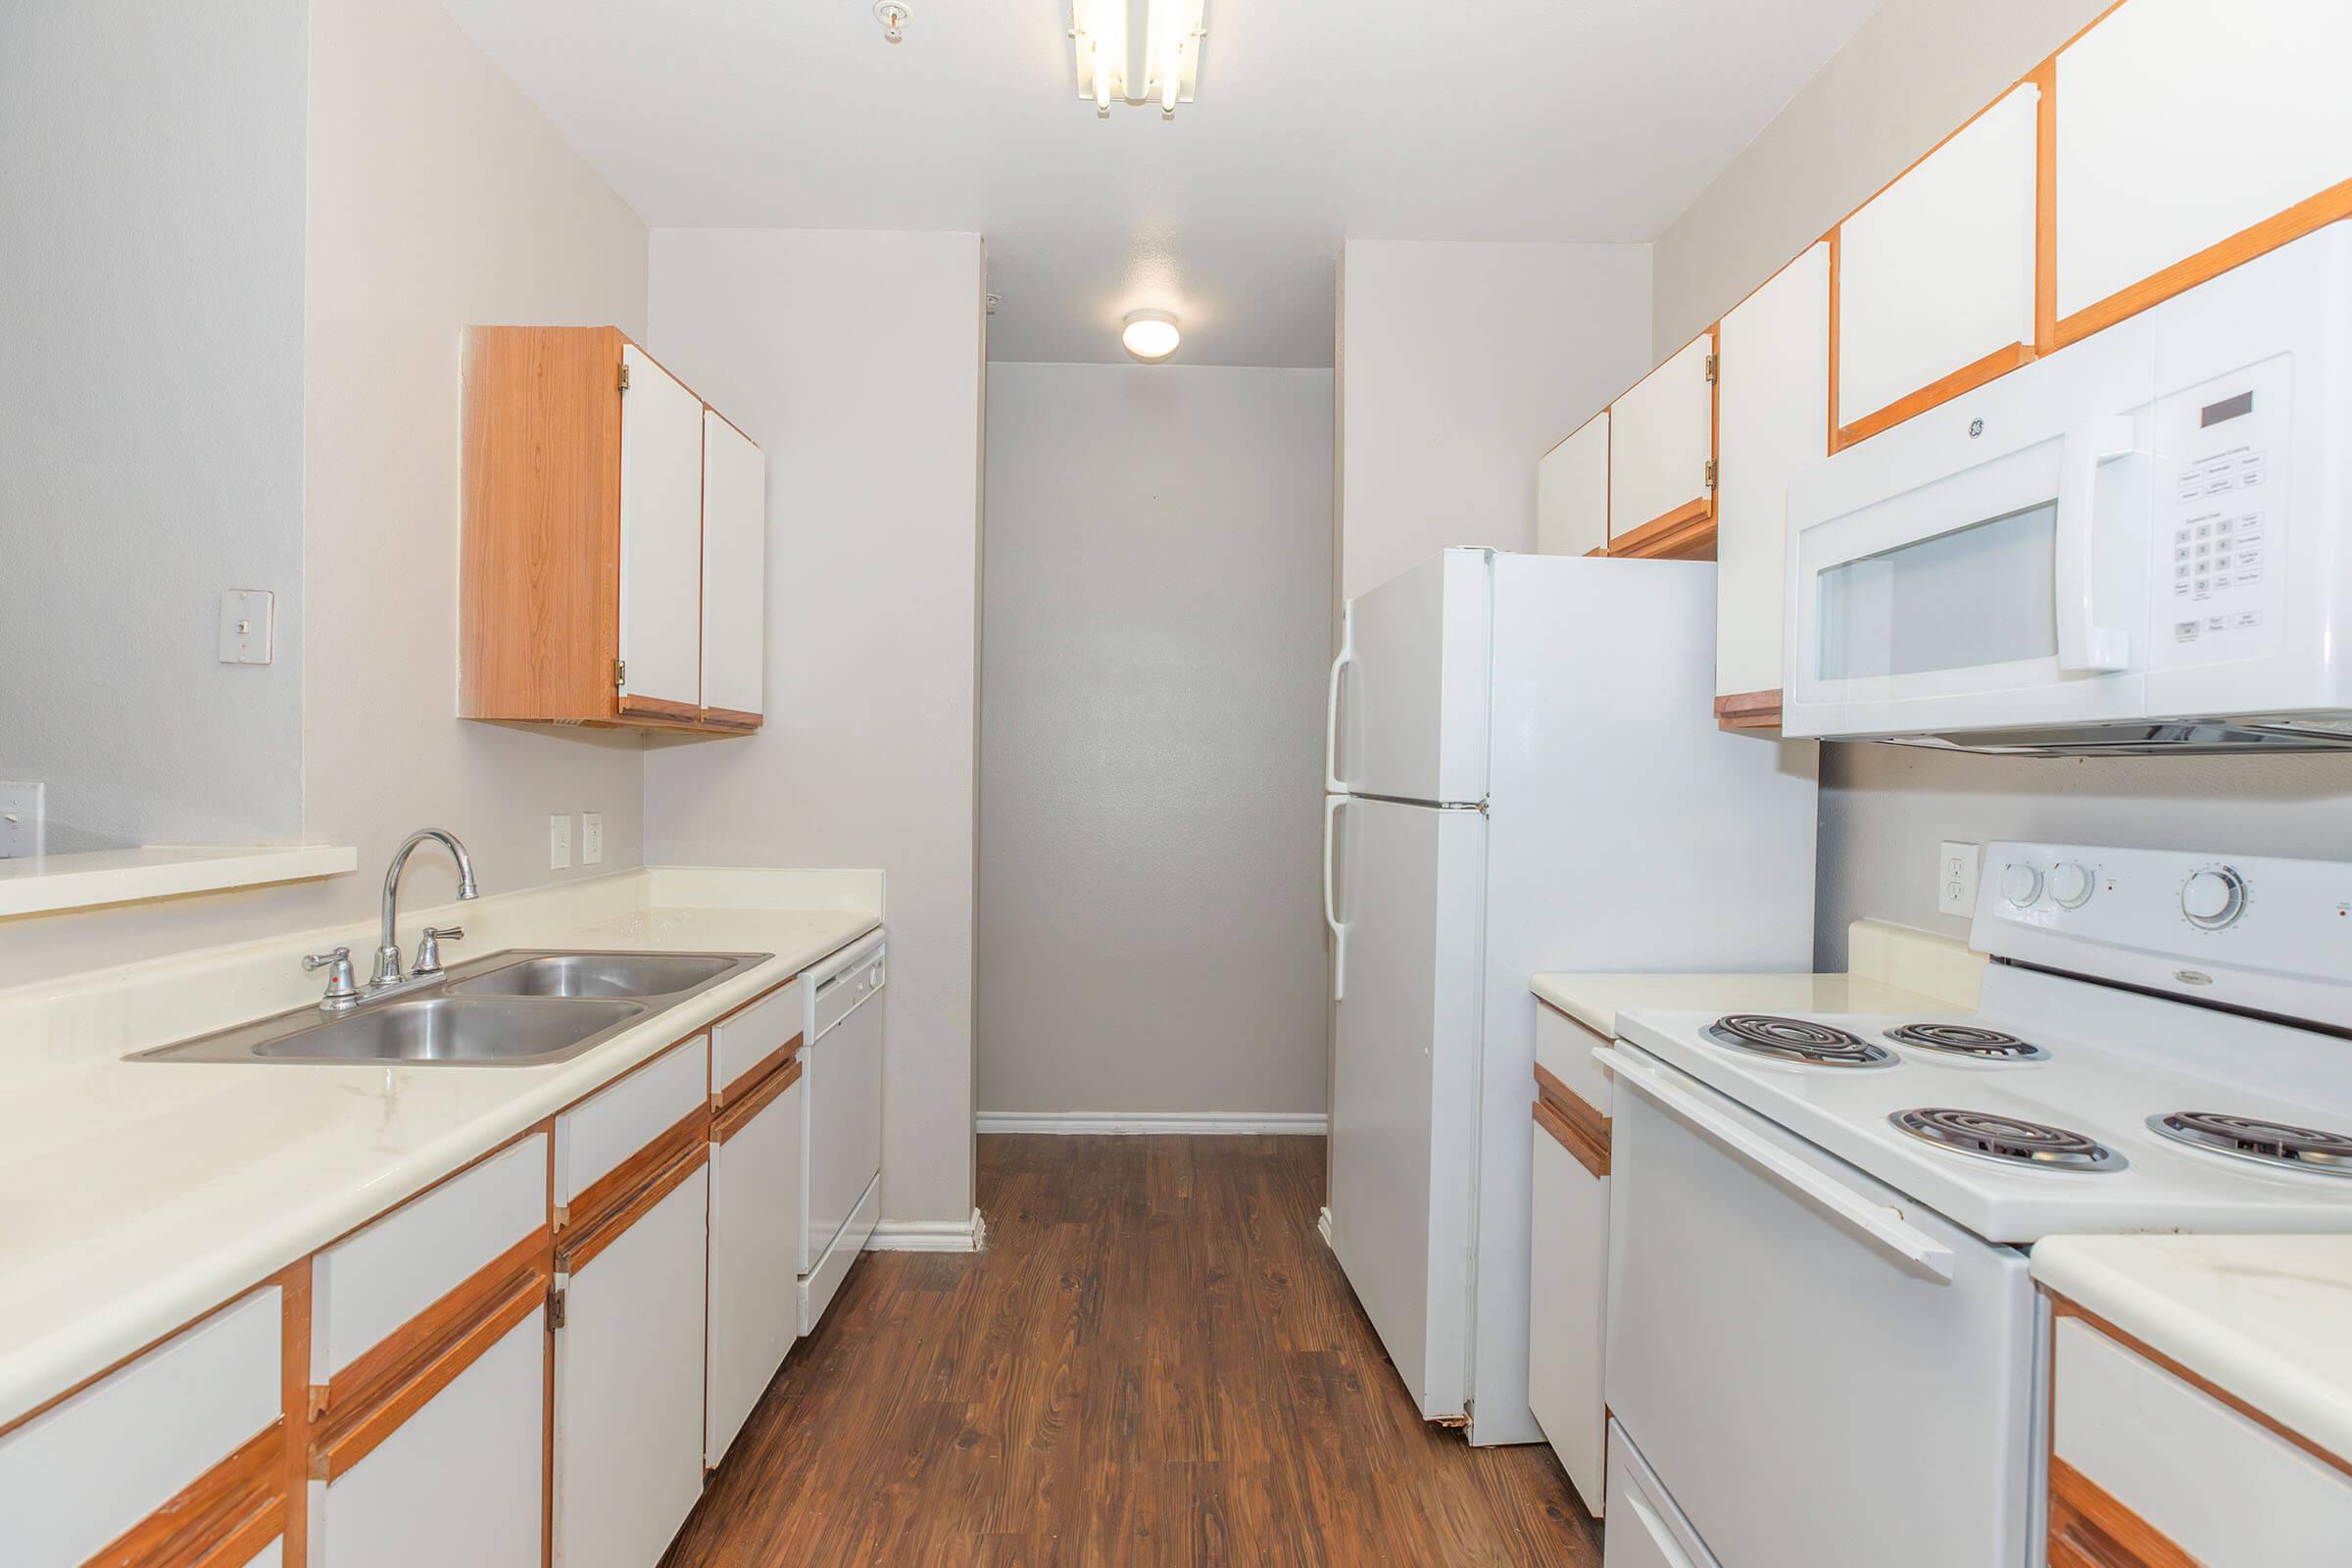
[1600,1045,2042,1568]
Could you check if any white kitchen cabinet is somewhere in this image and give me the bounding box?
[555,1034,710,1213]
[1713,241,1831,719]
[1837,81,2039,441]
[700,410,767,722]
[2054,0,2352,340]
[554,1159,711,1568]
[0,1285,282,1566]
[618,343,708,712]
[1603,1419,1720,1568]
[707,1059,805,1466]
[1607,332,1715,556]
[1537,411,1609,557]
[1527,1002,1611,1518]
[2050,1308,2352,1567]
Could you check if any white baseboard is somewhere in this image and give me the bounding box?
[975,1110,1328,1136]
[1317,1205,1335,1249]
[864,1207,986,1252]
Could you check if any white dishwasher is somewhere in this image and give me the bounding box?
[799,932,884,1332]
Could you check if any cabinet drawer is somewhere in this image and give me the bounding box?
[711,978,803,1104]
[1534,1002,1610,1117]
[555,1034,710,1212]
[0,1285,283,1566]
[2053,1310,2352,1566]
[312,1131,548,1385]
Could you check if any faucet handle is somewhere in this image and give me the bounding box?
[414,925,466,976]
[303,948,361,1010]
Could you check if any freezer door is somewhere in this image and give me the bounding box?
[1331,550,1491,804]
[1326,795,1486,1421]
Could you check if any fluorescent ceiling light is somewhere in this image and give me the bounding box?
[1122,310,1181,361]
[1071,0,1204,119]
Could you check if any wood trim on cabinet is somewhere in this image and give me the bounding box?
[275,1258,309,1568]
[1532,1063,1610,1179]
[562,1102,710,1239]
[615,693,704,725]
[307,1268,549,1484]
[1582,547,1609,559]
[712,1031,804,1110]
[1713,688,1785,731]
[2031,58,2059,357]
[1826,226,1843,453]
[2047,1455,2197,1568]
[2054,177,2352,349]
[2050,1295,2352,1483]
[713,1055,804,1145]
[555,1141,709,1278]
[82,1420,286,1568]
[697,705,762,731]
[1607,496,1716,562]
[311,1226,552,1426]
[1837,340,2034,449]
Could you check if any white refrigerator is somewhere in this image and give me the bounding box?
[1319,548,1818,1446]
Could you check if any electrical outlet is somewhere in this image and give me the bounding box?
[0,782,43,859]
[1936,840,1983,917]
[549,812,572,871]
[581,812,604,865]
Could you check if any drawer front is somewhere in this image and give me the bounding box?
[712,977,802,1102]
[314,1132,548,1381]
[0,1285,282,1566]
[1534,1002,1610,1115]
[556,1034,710,1206]
[2054,1312,2352,1567]
[1528,1128,1608,1516]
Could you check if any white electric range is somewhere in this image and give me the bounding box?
[1594,842,2352,1568]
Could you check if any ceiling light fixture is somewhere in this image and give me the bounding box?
[873,1,908,43]
[1070,0,1204,120]
[1121,310,1181,362]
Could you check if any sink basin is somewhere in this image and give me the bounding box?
[448,952,741,1000]
[252,996,645,1064]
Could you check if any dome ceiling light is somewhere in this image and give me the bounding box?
[1121,310,1181,362]
[1069,0,1205,120]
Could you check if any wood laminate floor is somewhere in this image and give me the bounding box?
[663,1134,1600,1567]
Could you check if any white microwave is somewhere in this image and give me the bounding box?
[1784,220,2352,754]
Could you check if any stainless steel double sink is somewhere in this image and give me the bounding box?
[128,950,772,1068]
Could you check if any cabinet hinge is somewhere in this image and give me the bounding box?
[1704,352,1719,384]
[613,659,626,689]
[617,362,631,393]
[548,1285,566,1330]
[1704,458,1718,489]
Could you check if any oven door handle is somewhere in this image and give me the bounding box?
[2054,414,2140,673]
[1324,602,1355,794]
[1595,1047,1957,1282]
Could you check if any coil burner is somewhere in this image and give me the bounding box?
[1889,1108,2124,1171]
[1704,1014,1896,1068]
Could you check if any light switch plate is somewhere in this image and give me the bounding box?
[0,782,43,858]
[1936,840,1983,918]
[218,590,274,665]
[581,812,604,865]
[549,813,572,871]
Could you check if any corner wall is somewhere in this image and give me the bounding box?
[641,227,986,1228]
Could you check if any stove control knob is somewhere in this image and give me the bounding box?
[2047,861,2094,909]
[1999,861,2043,908]
[2181,866,2247,930]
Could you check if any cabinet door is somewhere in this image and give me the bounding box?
[700,411,766,721]
[1527,1125,1608,1516]
[707,1064,804,1466]
[1607,332,1715,555]
[1537,412,1608,557]
[1714,242,1831,710]
[617,344,706,711]
[2054,0,2352,341]
[1838,81,2039,443]
[554,1160,710,1568]
[310,1306,545,1568]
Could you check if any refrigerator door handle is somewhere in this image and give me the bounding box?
[1323,794,1349,1001]
[1324,603,1354,794]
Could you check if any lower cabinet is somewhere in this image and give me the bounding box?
[1603,1420,1720,1568]
[707,1057,805,1467]
[1528,1003,1613,1518]
[554,1152,712,1568]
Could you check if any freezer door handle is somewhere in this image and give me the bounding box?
[1323,794,1349,1001]
[1323,602,1354,794]
[1594,1047,1956,1282]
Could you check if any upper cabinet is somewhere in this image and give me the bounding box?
[1836,81,2040,447]
[461,325,766,735]
[1714,242,1831,727]
[2053,0,2352,344]
[1607,329,1717,560]
[1536,411,1608,558]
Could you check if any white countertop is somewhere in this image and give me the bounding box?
[2033,1233,2352,1465]
[1531,971,1966,1041]
[0,896,878,1427]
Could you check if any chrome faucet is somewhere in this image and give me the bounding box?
[371,829,480,991]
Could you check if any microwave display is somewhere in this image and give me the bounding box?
[1816,502,2059,681]
[2201,390,2255,426]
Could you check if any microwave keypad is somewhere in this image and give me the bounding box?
[2162,438,2278,656]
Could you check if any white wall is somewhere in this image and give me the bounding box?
[1338,240,1653,600]
[0,1,309,853]
[977,363,1333,1118]
[1642,0,2352,965]
[0,0,653,986]
[642,228,986,1227]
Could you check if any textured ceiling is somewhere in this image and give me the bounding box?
[442,0,1883,367]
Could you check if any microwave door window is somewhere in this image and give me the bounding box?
[1817,502,2060,682]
